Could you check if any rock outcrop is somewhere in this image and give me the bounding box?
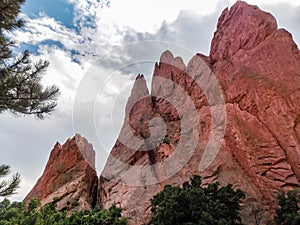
[99,1,300,225]
[24,1,300,224]
[25,134,98,212]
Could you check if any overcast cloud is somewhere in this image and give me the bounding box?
[1,0,299,201]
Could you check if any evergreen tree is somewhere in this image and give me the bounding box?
[275,190,300,225]
[0,164,20,197]
[149,175,245,225]
[0,0,59,119]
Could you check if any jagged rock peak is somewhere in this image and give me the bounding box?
[125,73,150,118]
[158,50,186,71]
[74,133,95,169]
[131,73,149,95]
[210,1,277,62]
[136,73,144,80]
[159,50,174,63]
[124,74,152,135]
[24,134,98,213]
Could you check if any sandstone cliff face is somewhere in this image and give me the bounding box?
[99,1,300,225]
[25,134,98,212]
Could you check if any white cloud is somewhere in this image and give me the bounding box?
[65,0,110,27]
[9,0,300,66]
[67,0,300,33]
[12,13,78,47]
[100,0,235,32]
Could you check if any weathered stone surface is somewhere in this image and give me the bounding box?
[210,1,277,63]
[99,1,300,225]
[24,134,98,213]
[74,133,96,169]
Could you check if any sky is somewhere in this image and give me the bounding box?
[0,0,300,201]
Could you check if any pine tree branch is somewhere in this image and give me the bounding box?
[0,0,59,119]
[0,173,20,197]
[0,165,10,177]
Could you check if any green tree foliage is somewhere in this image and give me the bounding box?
[149,175,245,225]
[0,198,26,224]
[0,197,127,225]
[0,164,20,197]
[0,0,59,119]
[275,190,300,225]
[68,205,127,225]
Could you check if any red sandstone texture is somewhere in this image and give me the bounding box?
[24,134,98,212]
[99,1,300,225]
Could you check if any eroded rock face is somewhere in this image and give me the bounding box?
[99,1,300,225]
[24,134,98,213]
[210,1,277,63]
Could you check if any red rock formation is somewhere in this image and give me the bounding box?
[99,1,300,225]
[25,134,98,212]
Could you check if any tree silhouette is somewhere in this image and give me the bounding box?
[0,0,59,119]
[0,164,20,197]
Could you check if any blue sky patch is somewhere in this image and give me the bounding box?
[16,40,64,56]
[40,40,64,49]
[9,43,39,57]
[21,0,75,29]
